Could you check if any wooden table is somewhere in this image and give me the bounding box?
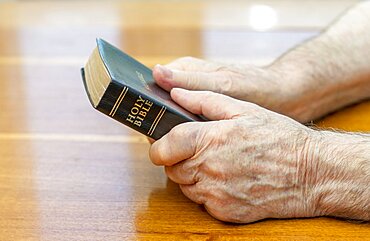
[0,1,369,240]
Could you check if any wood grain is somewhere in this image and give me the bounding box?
[0,1,369,240]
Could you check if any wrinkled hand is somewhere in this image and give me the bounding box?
[149,88,321,223]
[153,57,307,122]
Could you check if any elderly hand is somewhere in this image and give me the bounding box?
[149,88,322,223]
[152,58,310,122]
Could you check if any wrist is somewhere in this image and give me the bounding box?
[268,32,370,122]
[294,128,324,217]
[265,62,321,122]
[268,49,358,123]
[302,131,370,220]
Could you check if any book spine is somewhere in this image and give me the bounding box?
[96,82,194,140]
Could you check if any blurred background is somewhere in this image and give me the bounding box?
[0,0,361,66]
[0,0,362,135]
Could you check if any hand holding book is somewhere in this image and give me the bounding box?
[150,88,318,223]
[81,35,370,224]
[149,87,370,223]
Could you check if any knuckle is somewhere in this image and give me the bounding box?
[190,160,203,183]
[243,101,261,111]
[202,90,218,100]
[179,184,193,200]
[205,204,245,223]
[216,74,234,94]
[204,204,227,221]
[186,73,200,88]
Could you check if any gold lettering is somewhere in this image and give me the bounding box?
[131,107,139,115]
[134,102,143,108]
[134,120,142,127]
[126,96,152,127]
[139,111,147,118]
[137,95,145,103]
[142,100,153,111]
[126,114,135,123]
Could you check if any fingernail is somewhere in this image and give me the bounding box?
[156,64,173,80]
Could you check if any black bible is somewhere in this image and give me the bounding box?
[81,39,202,140]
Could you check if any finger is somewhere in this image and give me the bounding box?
[153,64,226,92]
[179,183,206,204]
[165,159,201,185]
[149,122,201,166]
[171,88,248,121]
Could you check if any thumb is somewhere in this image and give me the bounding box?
[153,64,222,92]
[171,88,247,121]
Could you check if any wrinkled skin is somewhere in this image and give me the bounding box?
[148,2,370,222]
[149,89,320,223]
[152,57,306,122]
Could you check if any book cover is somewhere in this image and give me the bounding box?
[81,39,203,140]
